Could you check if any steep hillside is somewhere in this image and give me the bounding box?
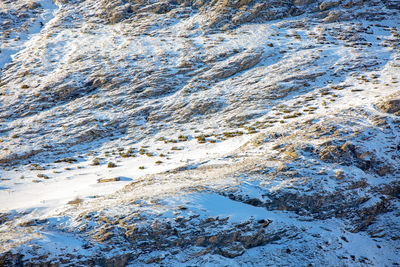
[0,0,399,265]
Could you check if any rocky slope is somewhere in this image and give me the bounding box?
[0,0,399,265]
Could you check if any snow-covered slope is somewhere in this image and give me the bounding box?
[0,0,399,265]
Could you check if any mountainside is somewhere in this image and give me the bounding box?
[0,0,399,265]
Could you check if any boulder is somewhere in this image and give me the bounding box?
[376,98,400,114]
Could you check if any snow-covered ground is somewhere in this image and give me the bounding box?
[0,0,58,70]
[0,0,399,265]
[0,132,253,212]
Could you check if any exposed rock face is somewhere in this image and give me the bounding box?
[314,140,391,175]
[1,0,399,165]
[202,48,263,80]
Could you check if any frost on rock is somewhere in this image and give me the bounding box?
[0,0,400,266]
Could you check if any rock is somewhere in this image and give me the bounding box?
[0,252,24,267]
[208,234,221,244]
[142,2,172,14]
[341,142,356,155]
[316,141,376,171]
[294,0,315,6]
[377,166,391,176]
[381,181,400,197]
[97,177,121,183]
[323,11,343,22]
[104,254,132,266]
[24,2,42,9]
[218,243,245,258]
[320,0,341,11]
[195,236,207,246]
[335,169,345,179]
[382,0,400,10]
[376,99,400,114]
[202,49,263,80]
[317,142,344,162]
[18,218,48,227]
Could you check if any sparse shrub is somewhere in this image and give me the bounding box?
[37,173,49,179]
[119,152,130,158]
[195,135,206,143]
[29,163,46,171]
[178,135,188,142]
[247,127,257,134]
[139,166,145,170]
[119,147,135,158]
[321,91,329,96]
[222,131,244,138]
[68,197,83,205]
[54,157,77,163]
[107,162,117,168]
[155,160,162,165]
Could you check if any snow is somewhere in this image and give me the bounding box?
[166,193,271,223]
[0,0,58,71]
[0,129,254,213]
